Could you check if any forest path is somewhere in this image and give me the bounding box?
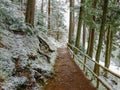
[45,48,96,90]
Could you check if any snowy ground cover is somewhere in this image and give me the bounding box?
[0,28,57,90]
[0,0,58,89]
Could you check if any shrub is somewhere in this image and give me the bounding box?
[0,0,25,31]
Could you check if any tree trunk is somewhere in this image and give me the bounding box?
[68,0,74,45]
[40,0,44,25]
[30,0,35,27]
[41,0,43,14]
[83,24,86,50]
[48,0,51,30]
[25,0,30,24]
[25,0,35,27]
[87,29,92,55]
[94,0,109,76]
[104,26,113,78]
[87,0,96,58]
[74,0,85,54]
[88,28,95,58]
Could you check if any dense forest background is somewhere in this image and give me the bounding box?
[0,0,120,90]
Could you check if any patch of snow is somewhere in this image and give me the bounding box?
[0,48,15,76]
[48,37,64,48]
[99,76,115,90]
[99,61,120,75]
[2,76,27,90]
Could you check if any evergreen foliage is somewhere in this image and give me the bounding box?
[0,0,25,30]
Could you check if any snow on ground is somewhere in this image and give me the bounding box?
[91,57,120,90]
[36,1,120,89]
[99,61,120,75]
[0,28,57,89]
[48,37,65,48]
[37,1,120,80]
[85,41,120,76]
[63,2,120,89]
[36,0,69,49]
[0,1,57,87]
[91,56,120,76]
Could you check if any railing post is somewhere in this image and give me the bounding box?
[96,65,100,89]
[96,78,99,89]
[83,56,86,71]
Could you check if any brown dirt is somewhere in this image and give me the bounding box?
[0,41,5,48]
[45,48,97,90]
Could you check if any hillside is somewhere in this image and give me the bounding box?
[0,0,57,90]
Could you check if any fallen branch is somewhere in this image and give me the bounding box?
[37,49,50,63]
[37,35,55,52]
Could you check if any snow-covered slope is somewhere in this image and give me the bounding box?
[0,0,57,90]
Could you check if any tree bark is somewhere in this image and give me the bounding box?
[41,0,43,14]
[25,0,30,24]
[87,0,96,58]
[25,0,35,27]
[94,0,109,76]
[48,0,51,30]
[30,0,35,27]
[74,0,85,54]
[104,26,113,78]
[83,24,86,50]
[68,0,74,45]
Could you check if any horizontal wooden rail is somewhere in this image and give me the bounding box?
[68,43,120,78]
[68,47,112,90]
[67,43,120,90]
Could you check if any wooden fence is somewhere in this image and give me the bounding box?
[68,43,120,90]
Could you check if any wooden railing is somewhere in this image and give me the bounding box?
[67,43,120,90]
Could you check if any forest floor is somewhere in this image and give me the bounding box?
[45,48,97,90]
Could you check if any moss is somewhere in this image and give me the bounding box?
[0,69,7,83]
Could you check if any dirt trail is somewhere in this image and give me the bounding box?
[45,48,97,90]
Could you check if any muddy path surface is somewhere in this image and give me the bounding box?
[45,48,97,90]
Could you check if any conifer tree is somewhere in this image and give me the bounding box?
[48,0,51,30]
[94,0,109,76]
[25,0,36,27]
[74,0,85,54]
[68,0,74,45]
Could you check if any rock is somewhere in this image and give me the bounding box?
[0,41,5,48]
